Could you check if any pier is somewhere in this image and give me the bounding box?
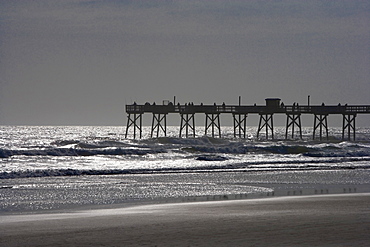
[125,98,370,141]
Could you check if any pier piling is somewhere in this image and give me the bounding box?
[151,113,167,138]
[313,114,329,141]
[342,114,356,141]
[180,113,196,138]
[233,113,248,138]
[205,113,221,138]
[285,113,302,139]
[125,113,143,139]
[257,113,274,139]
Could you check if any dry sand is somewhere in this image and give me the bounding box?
[1,193,369,247]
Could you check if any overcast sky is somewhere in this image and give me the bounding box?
[1,0,369,126]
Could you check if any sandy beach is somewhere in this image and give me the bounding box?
[1,193,369,247]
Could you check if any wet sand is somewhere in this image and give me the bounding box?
[1,193,369,247]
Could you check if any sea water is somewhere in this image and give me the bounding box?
[1,126,369,213]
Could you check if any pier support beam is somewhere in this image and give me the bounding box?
[342,114,356,141]
[179,113,196,138]
[151,113,167,138]
[285,114,302,139]
[257,113,274,139]
[205,113,221,138]
[313,114,329,141]
[233,113,247,138]
[125,113,143,139]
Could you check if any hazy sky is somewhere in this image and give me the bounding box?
[1,0,369,126]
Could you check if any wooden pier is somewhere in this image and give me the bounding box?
[125,98,370,141]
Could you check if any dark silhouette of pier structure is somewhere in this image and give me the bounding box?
[125,98,370,141]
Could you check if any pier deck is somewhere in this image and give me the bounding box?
[126,104,370,115]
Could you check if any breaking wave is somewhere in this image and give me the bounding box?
[1,137,370,158]
[1,157,370,179]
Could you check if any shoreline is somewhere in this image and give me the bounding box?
[1,193,369,246]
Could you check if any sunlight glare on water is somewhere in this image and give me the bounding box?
[0,126,369,212]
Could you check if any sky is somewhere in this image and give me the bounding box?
[0,0,369,126]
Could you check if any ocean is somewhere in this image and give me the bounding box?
[1,125,370,213]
